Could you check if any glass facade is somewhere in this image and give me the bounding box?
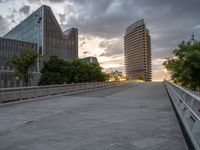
[4,7,43,55]
[4,5,78,61]
[0,38,37,88]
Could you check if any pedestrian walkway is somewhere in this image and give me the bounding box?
[0,82,188,150]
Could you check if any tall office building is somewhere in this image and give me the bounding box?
[124,19,152,81]
[0,5,78,88]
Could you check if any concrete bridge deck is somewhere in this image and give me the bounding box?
[0,82,188,150]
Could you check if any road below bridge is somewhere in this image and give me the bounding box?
[0,82,188,150]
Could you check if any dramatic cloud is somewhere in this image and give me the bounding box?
[19,5,30,15]
[80,41,86,48]
[62,0,133,38]
[99,38,123,57]
[62,0,200,79]
[61,0,200,59]
[6,5,32,28]
[82,51,89,54]
[0,15,9,36]
[58,13,66,24]
[27,0,65,3]
[0,0,9,2]
[1,0,200,80]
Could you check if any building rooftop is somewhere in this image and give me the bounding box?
[80,56,98,63]
[126,19,145,35]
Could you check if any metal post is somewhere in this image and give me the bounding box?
[48,85,50,97]
[1,88,3,102]
[36,86,38,99]
[20,87,23,101]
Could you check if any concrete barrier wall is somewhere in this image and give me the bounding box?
[0,81,128,103]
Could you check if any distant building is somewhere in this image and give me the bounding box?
[0,5,78,88]
[124,19,152,81]
[80,57,98,64]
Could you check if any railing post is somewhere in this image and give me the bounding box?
[36,86,38,99]
[87,82,89,90]
[1,88,3,102]
[183,108,191,118]
[48,85,50,97]
[191,120,200,134]
[20,87,23,101]
[72,83,74,93]
[65,84,67,94]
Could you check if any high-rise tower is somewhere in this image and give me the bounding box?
[124,19,152,81]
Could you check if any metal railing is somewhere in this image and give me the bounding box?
[164,80,200,149]
[0,81,128,104]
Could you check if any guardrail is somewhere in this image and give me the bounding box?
[0,81,128,104]
[164,80,200,150]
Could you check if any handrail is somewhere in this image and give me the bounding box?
[169,81,200,103]
[0,81,128,104]
[168,83,200,121]
[164,80,200,150]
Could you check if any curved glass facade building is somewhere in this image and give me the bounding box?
[0,5,78,88]
[4,5,78,62]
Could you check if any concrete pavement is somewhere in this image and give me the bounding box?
[0,82,188,150]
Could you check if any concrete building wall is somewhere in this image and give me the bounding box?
[124,19,152,81]
[42,6,78,62]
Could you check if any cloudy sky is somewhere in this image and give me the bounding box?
[0,0,200,80]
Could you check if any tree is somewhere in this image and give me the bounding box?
[109,70,123,81]
[39,57,108,85]
[89,63,109,82]
[70,60,90,83]
[138,76,144,81]
[9,50,38,86]
[163,41,200,91]
[39,56,71,85]
[68,60,108,83]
